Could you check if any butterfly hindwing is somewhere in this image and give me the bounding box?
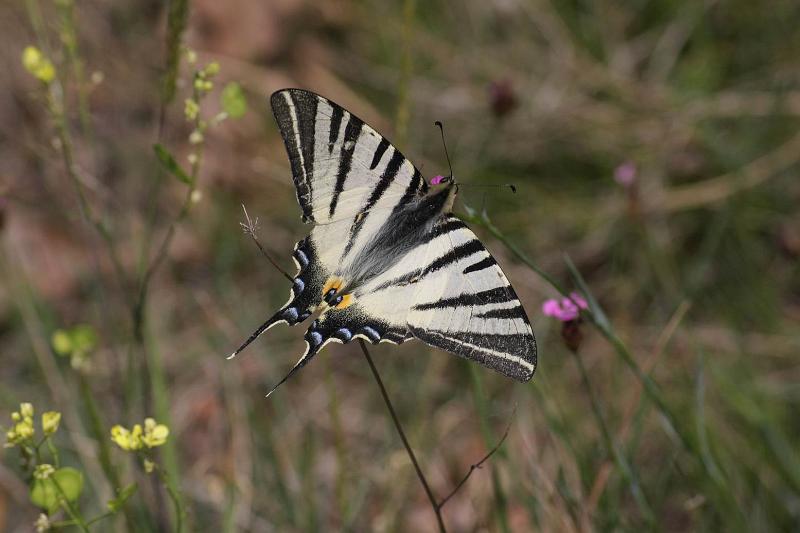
[404,217,537,381]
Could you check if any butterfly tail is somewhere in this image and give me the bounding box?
[264,330,322,398]
[227,299,315,360]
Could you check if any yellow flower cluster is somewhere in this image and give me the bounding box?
[110,418,169,451]
[5,404,62,447]
[22,46,56,84]
[5,403,35,446]
[33,464,55,480]
[194,61,219,94]
[184,98,199,121]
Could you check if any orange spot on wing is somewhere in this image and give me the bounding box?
[335,293,355,309]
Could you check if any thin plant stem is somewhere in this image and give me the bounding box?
[569,347,655,524]
[240,205,293,281]
[157,464,186,533]
[52,481,91,533]
[438,409,514,509]
[358,340,446,533]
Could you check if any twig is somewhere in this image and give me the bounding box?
[240,205,292,281]
[358,340,446,533]
[569,347,655,523]
[437,407,515,510]
[663,130,800,212]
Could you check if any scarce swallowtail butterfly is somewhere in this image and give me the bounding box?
[230,89,537,396]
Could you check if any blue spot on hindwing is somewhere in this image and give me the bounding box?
[292,277,305,294]
[308,331,323,347]
[294,249,309,268]
[360,326,381,342]
[298,310,312,322]
[282,307,299,322]
[335,328,353,341]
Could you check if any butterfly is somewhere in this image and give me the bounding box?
[230,89,537,396]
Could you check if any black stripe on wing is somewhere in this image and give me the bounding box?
[474,305,528,320]
[329,116,364,218]
[370,138,391,169]
[271,92,314,222]
[413,286,515,311]
[368,216,473,293]
[408,327,535,382]
[328,105,344,154]
[341,149,405,258]
[463,256,497,275]
[419,239,485,278]
[291,91,317,194]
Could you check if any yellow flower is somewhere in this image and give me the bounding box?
[34,513,51,532]
[22,46,56,84]
[110,425,141,451]
[184,98,199,121]
[142,418,169,448]
[34,464,55,480]
[111,418,169,452]
[5,403,36,447]
[42,411,61,435]
[51,329,72,355]
[193,78,213,93]
[204,61,220,77]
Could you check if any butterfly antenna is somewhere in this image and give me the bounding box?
[435,120,454,179]
[459,183,518,193]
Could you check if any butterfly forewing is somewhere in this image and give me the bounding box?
[270,89,428,225]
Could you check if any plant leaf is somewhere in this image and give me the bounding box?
[221,82,247,119]
[107,483,138,513]
[30,467,84,513]
[153,144,192,185]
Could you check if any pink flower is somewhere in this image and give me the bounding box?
[542,292,588,322]
[613,161,637,187]
[431,175,446,185]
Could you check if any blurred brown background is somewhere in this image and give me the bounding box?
[1,0,799,531]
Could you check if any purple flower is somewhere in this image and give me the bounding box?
[542,293,588,322]
[613,161,637,187]
[431,175,446,185]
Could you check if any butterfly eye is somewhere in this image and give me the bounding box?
[333,295,344,306]
[324,288,337,303]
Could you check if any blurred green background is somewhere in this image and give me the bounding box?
[1,0,799,531]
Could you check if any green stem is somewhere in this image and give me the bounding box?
[78,375,121,489]
[467,366,511,533]
[51,475,90,533]
[157,461,186,533]
[569,348,655,524]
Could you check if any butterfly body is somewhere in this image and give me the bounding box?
[231,89,536,395]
